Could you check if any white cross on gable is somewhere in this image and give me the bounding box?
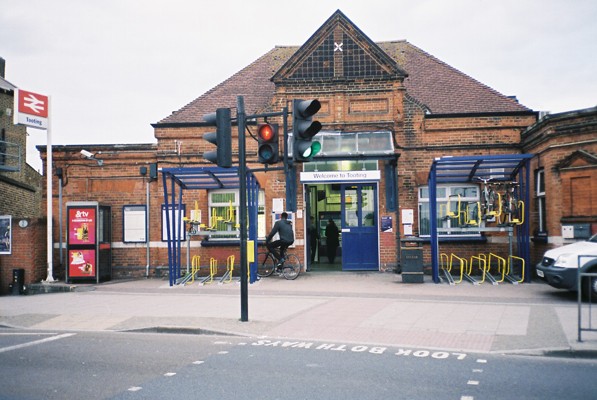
[334,42,343,52]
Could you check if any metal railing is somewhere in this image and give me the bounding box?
[577,255,597,342]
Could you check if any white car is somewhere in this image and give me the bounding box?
[536,234,597,300]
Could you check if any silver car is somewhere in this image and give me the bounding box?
[536,234,597,300]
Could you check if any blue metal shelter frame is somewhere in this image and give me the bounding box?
[161,166,260,286]
[428,154,533,283]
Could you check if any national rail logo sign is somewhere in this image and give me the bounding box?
[14,88,49,129]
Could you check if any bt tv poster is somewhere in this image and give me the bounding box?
[68,249,96,277]
[69,207,96,245]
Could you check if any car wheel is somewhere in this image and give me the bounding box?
[582,274,597,302]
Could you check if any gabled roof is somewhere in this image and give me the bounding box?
[556,150,597,170]
[156,12,530,126]
[272,10,407,83]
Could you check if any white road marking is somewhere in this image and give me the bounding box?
[0,332,58,336]
[0,333,76,353]
[164,372,176,377]
[128,387,142,392]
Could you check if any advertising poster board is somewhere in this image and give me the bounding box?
[68,207,96,245]
[0,215,11,255]
[68,249,96,277]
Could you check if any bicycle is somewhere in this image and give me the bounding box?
[497,181,523,225]
[474,177,501,220]
[257,247,301,280]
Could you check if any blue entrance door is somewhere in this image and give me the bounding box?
[341,184,378,270]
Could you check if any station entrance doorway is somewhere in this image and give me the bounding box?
[306,183,379,271]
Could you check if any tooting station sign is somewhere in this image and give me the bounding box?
[14,88,49,129]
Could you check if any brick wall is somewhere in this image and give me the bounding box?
[522,108,597,260]
[0,88,44,294]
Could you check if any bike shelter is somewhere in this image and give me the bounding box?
[161,166,261,286]
[427,154,533,284]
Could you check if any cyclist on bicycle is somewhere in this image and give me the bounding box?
[266,212,294,268]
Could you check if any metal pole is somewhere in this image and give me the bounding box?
[237,96,249,322]
[58,176,63,267]
[45,96,55,282]
[146,177,150,277]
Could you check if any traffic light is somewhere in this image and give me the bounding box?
[203,108,232,168]
[292,99,322,162]
[257,123,279,164]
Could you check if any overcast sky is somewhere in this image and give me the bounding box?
[2,0,596,171]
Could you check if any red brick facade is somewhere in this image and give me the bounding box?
[25,11,597,284]
[0,62,44,294]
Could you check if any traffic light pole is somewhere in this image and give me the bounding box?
[237,96,249,322]
[237,100,295,321]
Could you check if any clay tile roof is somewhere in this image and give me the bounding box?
[380,41,530,114]
[157,46,295,125]
[157,41,530,126]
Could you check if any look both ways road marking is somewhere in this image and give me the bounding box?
[248,339,488,400]
[247,339,469,360]
[0,332,76,353]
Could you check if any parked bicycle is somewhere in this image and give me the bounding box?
[257,247,301,280]
[475,177,501,220]
[498,181,523,225]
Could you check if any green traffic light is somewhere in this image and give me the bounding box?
[311,141,321,157]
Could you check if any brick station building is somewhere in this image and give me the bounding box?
[31,10,596,284]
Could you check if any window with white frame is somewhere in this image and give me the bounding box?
[208,189,266,240]
[418,184,481,236]
[536,169,546,233]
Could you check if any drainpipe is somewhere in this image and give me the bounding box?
[56,168,63,267]
[391,157,401,272]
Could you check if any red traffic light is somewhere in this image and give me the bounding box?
[257,123,279,164]
[258,124,275,142]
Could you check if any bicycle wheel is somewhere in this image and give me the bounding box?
[282,254,301,280]
[257,252,275,277]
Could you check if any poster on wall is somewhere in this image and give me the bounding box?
[68,207,96,245]
[123,205,147,243]
[161,204,186,241]
[0,215,11,255]
[68,249,96,277]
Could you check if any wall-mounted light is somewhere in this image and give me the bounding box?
[80,149,103,166]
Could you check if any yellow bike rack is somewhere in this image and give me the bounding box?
[509,200,524,225]
[507,255,525,284]
[444,194,462,221]
[488,253,507,283]
[440,253,455,285]
[205,208,224,231]
[470,254,488,284]
[450,253,468,284]
[200,257,218,285]
[465,201,482,227]
[185,255,201,285]
[219,255,236,284]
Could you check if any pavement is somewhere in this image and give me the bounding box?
[1,271,597,358]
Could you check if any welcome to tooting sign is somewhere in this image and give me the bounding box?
[14,88,49,129]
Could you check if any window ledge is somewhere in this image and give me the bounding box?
[201,238,266,247]
[419,236,487,244]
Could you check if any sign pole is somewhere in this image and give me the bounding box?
[45,95,55,282]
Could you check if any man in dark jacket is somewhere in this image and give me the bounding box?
[266,212,295,267]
